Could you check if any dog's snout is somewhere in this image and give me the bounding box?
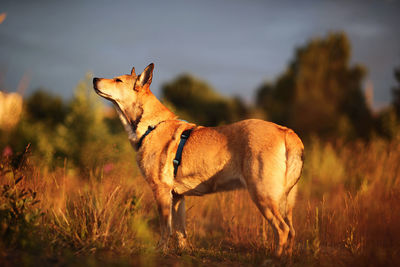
[93,77,100,85]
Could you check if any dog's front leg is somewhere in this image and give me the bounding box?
[171,191,188,249]
[153,186,173,252]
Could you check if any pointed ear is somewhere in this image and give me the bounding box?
[131,67,136,77]
[136,63,154,89]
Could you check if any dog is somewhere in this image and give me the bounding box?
[93,63,304,257]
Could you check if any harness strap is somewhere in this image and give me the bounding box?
[136,125,155,150]
[173,129,193,177]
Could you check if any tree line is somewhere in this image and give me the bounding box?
[1,32,399,173]
[163,32,400,141]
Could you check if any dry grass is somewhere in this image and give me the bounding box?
[1,137,400,266]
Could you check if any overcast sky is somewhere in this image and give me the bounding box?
[1,0,399,109]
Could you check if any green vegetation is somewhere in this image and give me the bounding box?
[256,33,372,139]
[1,32,400,266]
[1,75,136,178]
[162,74,253,126]
[0,157,43,251]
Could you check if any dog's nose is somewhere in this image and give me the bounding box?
[93,77,99,85]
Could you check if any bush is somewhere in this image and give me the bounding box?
[0,148,44,251]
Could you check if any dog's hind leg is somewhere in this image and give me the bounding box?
[245,171,289,257]
[171,191,188,249]
[283,184,297,256]
[249,192,289,257]
[252,197,289,257]
[244,152,290,257]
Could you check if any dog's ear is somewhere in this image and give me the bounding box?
[135,63,154,90]
[131,67,136,77]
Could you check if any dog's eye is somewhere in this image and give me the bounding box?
[115,78,122,83]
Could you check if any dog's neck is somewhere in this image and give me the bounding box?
[115,93,177,149]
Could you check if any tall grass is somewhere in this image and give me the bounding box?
[1,136,399,266]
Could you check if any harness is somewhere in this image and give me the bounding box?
[172,129,193,177]
[136,122,194,177]
[136,125,155,150]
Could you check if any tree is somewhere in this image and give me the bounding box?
[374,66,400,140]
[256,70,294,124]
[25,89,67,127]
[256,32,372,139]
[54,74,112,174]
[392,67,400,119]
[162,74,250,126]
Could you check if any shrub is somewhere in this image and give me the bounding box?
[0,148,44,250]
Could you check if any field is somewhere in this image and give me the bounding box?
[1,1,400,265]
[1,136,400,266]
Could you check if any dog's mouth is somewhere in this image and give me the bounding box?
[94,88,115,102]
[93,86,111,98]
[93,78,114,101]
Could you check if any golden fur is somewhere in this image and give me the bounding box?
[93,63,304,257]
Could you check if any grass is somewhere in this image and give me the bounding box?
[1,137,400,266]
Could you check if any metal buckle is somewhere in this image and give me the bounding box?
[181,130,191,139]
[173,159,179,167]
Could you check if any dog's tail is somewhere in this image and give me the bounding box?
[284,129,304,196]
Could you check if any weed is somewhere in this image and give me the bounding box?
[0,148,44,251]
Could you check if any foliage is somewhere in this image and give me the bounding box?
[0,147,44,251]
[1,74,135,176]
[374,66,400,140]
[375,106,399,140]
[54,74,117,174]
[162,74,252,126]
[0,177,43,250]
[256,32,373,139]
[392,66,400,119]
[25,89,68,127]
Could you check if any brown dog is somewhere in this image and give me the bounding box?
[93,63,304,257]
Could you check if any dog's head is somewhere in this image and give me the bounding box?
[93,63,154,106]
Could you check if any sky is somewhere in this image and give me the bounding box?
[0,0,399,109]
